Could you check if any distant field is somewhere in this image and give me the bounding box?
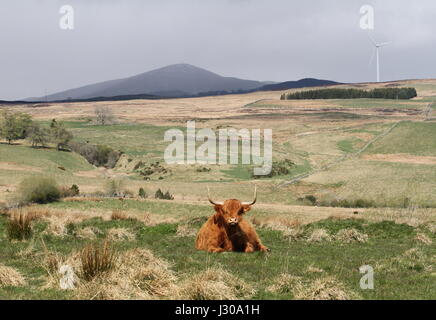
[64,121,181,157]
[366,121,436,156]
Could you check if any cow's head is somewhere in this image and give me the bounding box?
[207,186,257,227]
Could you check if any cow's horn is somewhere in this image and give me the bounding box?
[207,186,224,205]
[242,185,257,206]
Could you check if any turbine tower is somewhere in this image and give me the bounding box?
[368,34,389,82]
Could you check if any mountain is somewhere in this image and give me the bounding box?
[258,78,340,91]
[29,64,267,101]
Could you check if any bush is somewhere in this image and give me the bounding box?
[0,110,32,144]
[60,184,80,198]
[305,195,317,205]
[104,179,127,197]
[136,161,171,179]
[17,176,61,204]
[252,159,295,178]
[138,187,147,199]
[155,188,174,200]
[68,141,122,168]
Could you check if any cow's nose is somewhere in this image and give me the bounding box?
[228,218,238,225]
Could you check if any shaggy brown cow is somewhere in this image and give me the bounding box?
[195,186,269,253]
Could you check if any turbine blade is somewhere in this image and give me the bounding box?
[367,32,377,46]
[378,42,390,47]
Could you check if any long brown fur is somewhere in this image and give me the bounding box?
[195,199,269,253]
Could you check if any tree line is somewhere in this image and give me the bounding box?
[0,110,72,149]
[281,87,417,100]
[0,109,121,168]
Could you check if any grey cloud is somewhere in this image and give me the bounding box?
[0,0,435,100]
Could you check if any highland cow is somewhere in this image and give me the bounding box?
[196,186,269,253]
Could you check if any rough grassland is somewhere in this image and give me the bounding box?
[0,79,436,300]
[0,204,434,300]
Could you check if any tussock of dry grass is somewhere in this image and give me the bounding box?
[6,209,40,240]
[256,217,301,231]
[111,210,128,221]
[253,217,305,241]
[41,215,84,237]
[75,227,102,240]
[335,228,368,243]
[282,226,305,241]
[267,273,360,300]
[267,273,302,294]
[176,267,255,300]
[376,248,434,273]
[295,276,360,300]
[43,246,177,299]
[175,224,197,237]
[0,264,26,287]
[80,241,116,281]
[425,223,436,234]
[74,248,177,300]
[415,233,432,245]
[107,228,136,242]
[307,229,331,242]
[42,251,81,289]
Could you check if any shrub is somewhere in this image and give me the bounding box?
[305,195,317,205]
[252,159,295,178]
[60,184,80,198]
[68,141,122,168]
[104,179,126,197]
[17,176,61,204]
[136,161,171,179]
[155,188,164,199]
[94,106,115,126]
[138,187,147,199]
[0,110,32,144]
[155,189,174,200]
[6,211,35,240]
[80,241,116,281]
[49,119,73,151]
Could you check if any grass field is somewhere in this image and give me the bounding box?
[0,79,435,300]
[0,202,434,300]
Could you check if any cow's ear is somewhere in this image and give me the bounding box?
[242,205,251,213]
[213,204,223,213]
[213,205,223,224]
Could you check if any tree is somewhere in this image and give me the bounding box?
[94,106,115,126]
[49,119,73,151]
[138,187,146,199]
[27,122,49,147]
[0,110,32,144]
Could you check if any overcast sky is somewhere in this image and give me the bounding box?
[0,0,435,100]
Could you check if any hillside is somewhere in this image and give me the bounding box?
[259,78,340,91]
[28,64,266,101]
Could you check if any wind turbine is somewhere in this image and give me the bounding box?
[368,34,390,82]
